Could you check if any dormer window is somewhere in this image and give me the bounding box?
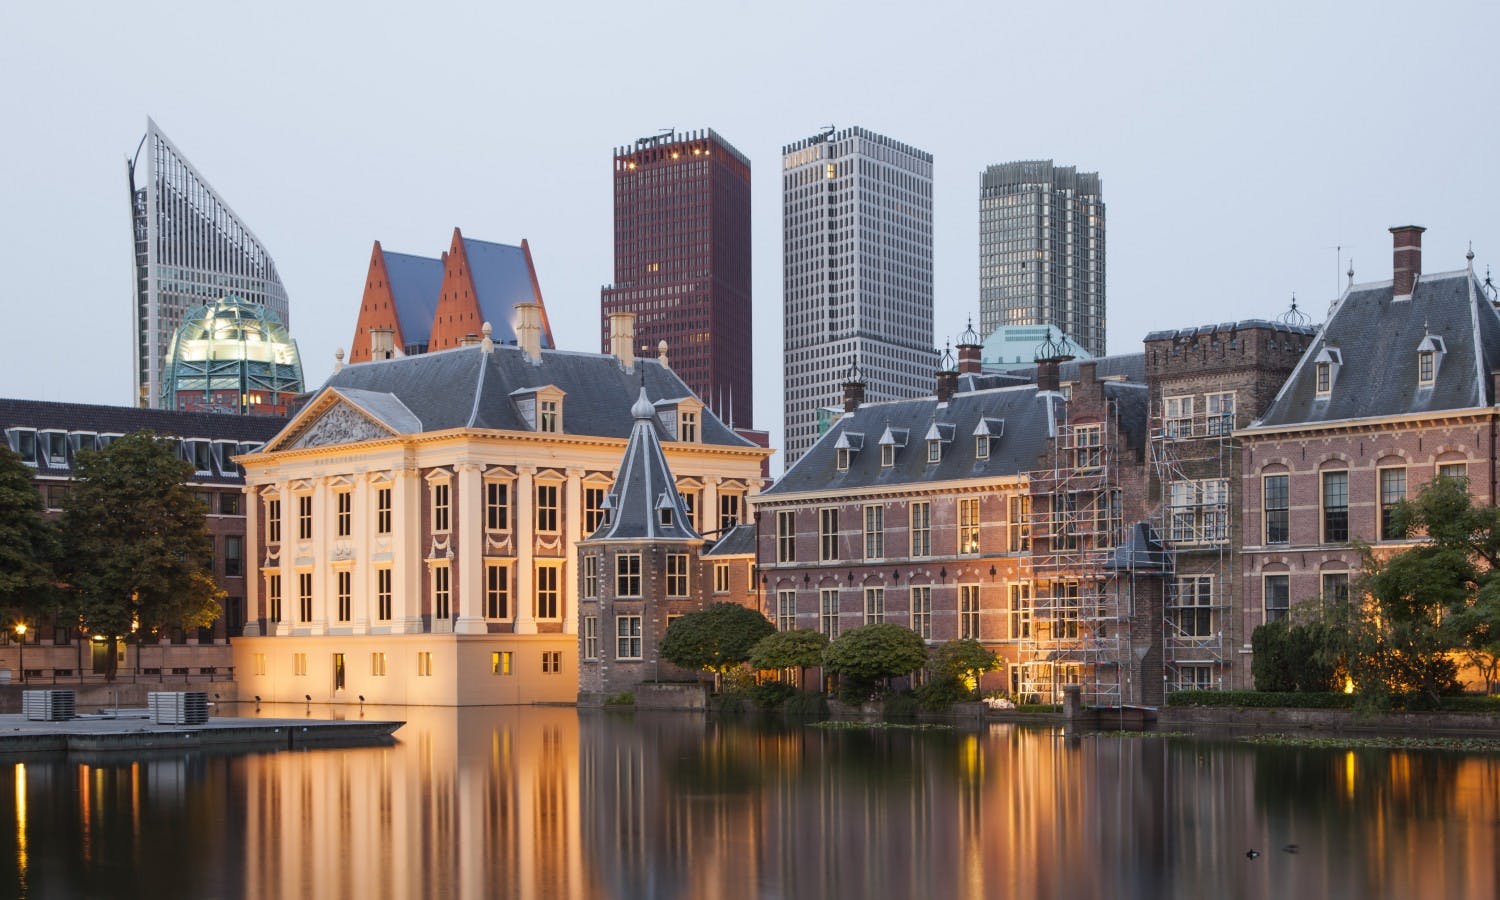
[975,436,990,459]
[923,422,953,464]
[656,492,675,528]
[837,447,850,470]
[834,431,863,471]
[511,385,566,434]
[680,409,697,442]
[972,418,1003,460]
[1314,347,1342,397]
[1416,335,1445,386]
[539,399,560,433]
[881,444,895,467]
[927,440,941,463]
[877,426,905,467]
[1315,364,1331,393]
[5,428,37,466]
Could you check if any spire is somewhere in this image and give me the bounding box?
[592,386,700,542]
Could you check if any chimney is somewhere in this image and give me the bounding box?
[1391,225,1426,299]
[956,318,983,374]
[369,328,395,360]
[935,371,959,403]
[1036,359,1061,393]
[608,312,637,370]
[515,303,543,363]
[1079,361,1098,385]
[842,376,866,413]
[458,333,481,347]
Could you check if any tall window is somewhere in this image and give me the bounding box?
[616,553,641,597]
[376,487,392,534]
[336,491,352,537]
[535,483,559,532]
[666,554,689,597]
[714,563,730,594]
[1264,574,1290,623]
[1322,471,1349,543]
[881,444,895,467]
[1169,479,1229,544]
[678,490,698,530]
[1263,474,1289,544]
[836,447,851,471]
[776,510,796,562]
[959,584,981,639]
[224,536,243,577]
[1008,495,1031,552]
[486,481,510,531]
[1379,467,1407,540]
[1418,351,1435,384]
[298,572,313,623]
[376,568,392,621]
[864,586,885,625]
[583,615,598,660]
[1009,582,1031,640]
[863,505,884,559]
[1164,396,1193,439]
[267,498,281,543]
[336,571,351,622]
[719,493,741,531]
[1206,392,1235,435]
[371,653,387,676]
[819,508,840,561]
[267,573,282,623]
[433,566,451,620]
[1315,363,1332,395]
[777,590,796,631]
[1074,425,1102,468]
[417,652,433,677]
[679,410,698,442]
[616,616,642,659]
[818,589,839,639]
[1168,575,1213,637]
[297,495,312,540]
[1321,572,1350,606]
[1054,582,1080,639]
[486,563,510,619]
[910,502,931,557]
[583,555,599,599]
[431,482,450,533]
[910,585,931,638]
[539,399,560,433]
[536,563,561,619]
[584,486,607,533]
[958,498,980,555]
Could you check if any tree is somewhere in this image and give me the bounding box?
[927,639,1000,694]
[59,431,222,679]
[748,628,829,686]
[1250,619,1339,692]
[822,623,928,700]
[0,445,59,625]
[660,603,776,685]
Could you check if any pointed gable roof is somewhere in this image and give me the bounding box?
[428,228,556,353]
[347,240,445,363]
[588,387,700,542]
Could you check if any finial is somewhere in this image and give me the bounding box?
[958,317,981,347]
[1467,242,1477,271]
[1278,295,1310,328]
[939,340,956,373]
[657,339,669,366]
[1347,260,1355,287]
[480,321,494,353]
[842,362,864,385]
[333,347,345,373]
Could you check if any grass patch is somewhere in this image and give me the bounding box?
[1167,691,1355,709]
[811,721,955,731]
[603,692,635,707]
[1242,732,1500,753]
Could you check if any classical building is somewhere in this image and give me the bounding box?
[601,129,754,427]
[130,118,291,410]
[233,311,769,705]
[346,228,555,364]
[978,160,1106,356]
[162,296,304,416]
[0,398,285,681]
[781,126,935,465]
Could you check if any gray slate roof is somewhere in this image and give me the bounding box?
[995,352,1147,385]
[586,388,700,542]
[704,523,756,557]
[1254,270,1500,427]
[383,251,444,347]
[462,238,555,350]
[767,387,1062,496]
[307,344,755,445]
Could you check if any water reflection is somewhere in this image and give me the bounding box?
[0,708,1496,899]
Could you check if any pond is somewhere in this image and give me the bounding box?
[0,706,1496,899]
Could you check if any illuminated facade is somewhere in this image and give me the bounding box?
[130,118,291,409]
[162,296,303,415]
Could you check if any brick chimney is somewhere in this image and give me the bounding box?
[1036,359,1061,393]
[936,370,959,403]
[842,376,866,413]
[515,303,544,363]
[956,318,983,374]
[608,312,637,370]
[1391,225,1426,299]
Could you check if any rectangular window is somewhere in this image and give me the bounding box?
[958,498,980,555]
[1263,475,1289,544]
[535,483,559,533]
[1322,471,1349,543]
[336,570,351,622]
[975,435,990,459]
[1380,467,1407,540]
[863,505,884,559]
[819,507,840,561]
[1264,574,1290,623]
[910,585,931,638]
[491,650,514,675]
[336,492,352,537]
[1164,395,1194,439]
[267,574,282,623]
[836,447,850,471]
[431,482,450,533]
[1419,351,1435,384]
[719,493,741,531]
[1174,664,1215,692]
[1168,479,1229,545]
[583,615,598,660]
[433,566,451,620]
[777,590,796,631]
[584,486,607,533]
[541,650,562,674]
[909,502,931,557]
[927,440,941,463]
[371,652,387,676]
[616,553,642,597]
[959,584,980,640]
[1206,392,1235,435]
[666,553,689,597]
[376,487,392,534]
[486,481,510,531]
[616,616,642,659]
[1316,363,1331,395]
[536,563,561,619]
[679,410,698,442]
[818,588,839,639]
[679,490,698,530]
[539,399,560,433]
[224,536,243,577]
[776,510,796,563]
[864,586,885,625]
[298,572,313,623]
[713,563,730,594]
[376,569,392,621]
[1321,572,1350,606]
[417,651,432,677]
[1009,582,1031,640]
[1167,575,1213,637]
[1054,582,1080,640]
[583,555,599,599]
[1008,495,1031,552]
[1438,462,1468,482]
[297,495,312,540]
[293,653,307,676]
[333,653,346,691]
[881,444,894,467]
[1074,425,1102,468]
[220,492,241,516]
[486,563,510,619]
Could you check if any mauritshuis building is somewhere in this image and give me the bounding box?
[782,126,935,466]
[602,129,754,429]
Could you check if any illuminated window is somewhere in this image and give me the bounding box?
[371,652,387,676]
[1009,583,1031,640]
[492,650,513,675]
[958,498,980,555]
[1008,495,1030,552]
[417,651,432,676]
[959,584,980,639]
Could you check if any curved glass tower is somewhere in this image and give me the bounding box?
[162,296,303,416]
[130,118,291,409]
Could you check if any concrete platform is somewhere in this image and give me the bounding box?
[0,713,403,755]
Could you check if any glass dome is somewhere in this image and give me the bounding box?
[162,295,303,414]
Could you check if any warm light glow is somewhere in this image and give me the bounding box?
[91,634,105,643]
[1344,750,1357,798]
[1344,677,1355,694]
[13,624,25,637]
[14,762,26,886]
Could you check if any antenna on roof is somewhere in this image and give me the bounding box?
[1485,265,1497,303]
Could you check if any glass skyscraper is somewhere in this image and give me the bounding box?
[130,118,290,409]
[978,161,1105,357]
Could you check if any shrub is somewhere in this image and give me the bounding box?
[1166,690,1355,709]
[915,676,973,711]
[750,681,798,710]
[927,640,999,693]
[749,629,829,671]
[661,603,776,679]
[882,693,920,721]
[1252,619,1339,692]
[783,691,828,718]
[603,692,635,706]
[824,624,928,685]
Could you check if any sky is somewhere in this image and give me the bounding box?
[2,1,1498,472]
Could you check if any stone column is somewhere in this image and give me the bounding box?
[394,464,423,633]
[703,476,720,536]
[563,468,583,635]
[454,462,486,634]
[311,477,330,634]
[276,484,293,636]
[243,483,261,636]
[514,466,538,634]
[351,473,371,634]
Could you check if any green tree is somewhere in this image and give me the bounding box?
[748,628,829,685]
[60,431,222,679]
[660,602,776,686]
[822,623,928,700]
[0,445,59,625]
[1250,618,1339,692]
[927,639,1000,694]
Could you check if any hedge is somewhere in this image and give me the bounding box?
[1166,691,1356,709]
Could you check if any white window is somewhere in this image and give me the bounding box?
[376,487,392,534]
[336,571,351,622]
[486,563,510,618]
[616,553,641,597]
[1168,575,1214,638]
[679,410,698,442]
[819,588,839,638]
[1205,392,1235,435]
[1073,425,1102,468]
[430,481,450,533]
[910,586,930,638]
[959,584,980,640]
[335,491,352,537]
[666,553,689,597]
[535,483,559,533]
[535,563,561,619]
[1009,582,1031,640]
[432,565,451,620]
[958,498,980,555]
[777,590,797,631]
[776,510,796,562]
[583,555,598,599]
[376,569,392,621]
[583,616,598,660]
[863,505,884,559]
[819,508,840,561]
[486,481,511,531]
[714,563,730,594]
[1168,479,1229,545]
[909,502,931,557]
[864,587,885,625]
[616,616,642,660]
[1164,395,1194,439]
[539,399,560,433]
[1008,495,1030,552]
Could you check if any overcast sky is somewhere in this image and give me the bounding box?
[2,1,1497,470]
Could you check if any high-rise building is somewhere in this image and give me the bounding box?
[978,160,1105,356]
[781,126,934,464]
[601,129,753,427]
[130,118,291,409]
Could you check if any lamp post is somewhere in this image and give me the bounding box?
[14,624,26,685]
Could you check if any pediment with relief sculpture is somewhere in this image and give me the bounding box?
[279,399,396,450]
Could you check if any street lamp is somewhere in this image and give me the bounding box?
[14,624,26,685]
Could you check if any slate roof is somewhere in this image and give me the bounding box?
[704,523,757,557]
[295,344,756,445]
[585,388,700,542]
[382,251,444,347]
[1254,270,1500,428]
[997,352,1147,385]
[1106,523,1172,572]
[461,238,556,350]
[766,386,1062,496]
[1102,381,1150,456]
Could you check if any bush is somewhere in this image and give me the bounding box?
[915,676,973,711]
[824,624,928,686]
[783,691,828,718]
[1166,690,1355,709]
[604,692,634,706]
[717,695,748,715]
[750,681,798,710]
[1252,619,1339,692]
[661,603,776,678]
[1435,695,1500,713]
[837,676,880,705]
[927,640,999,693]
[749,629,829,671]
[882,693,920,721]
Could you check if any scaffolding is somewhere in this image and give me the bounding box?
[1018,400,1128,706]
[1149,407,1235,692]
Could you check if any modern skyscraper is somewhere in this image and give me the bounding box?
[781,126,934,464]
[129,118,291,409]
[601,129,752,427]
[978,160,1105,357]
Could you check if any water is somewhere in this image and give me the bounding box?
[1,706,1497,899]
